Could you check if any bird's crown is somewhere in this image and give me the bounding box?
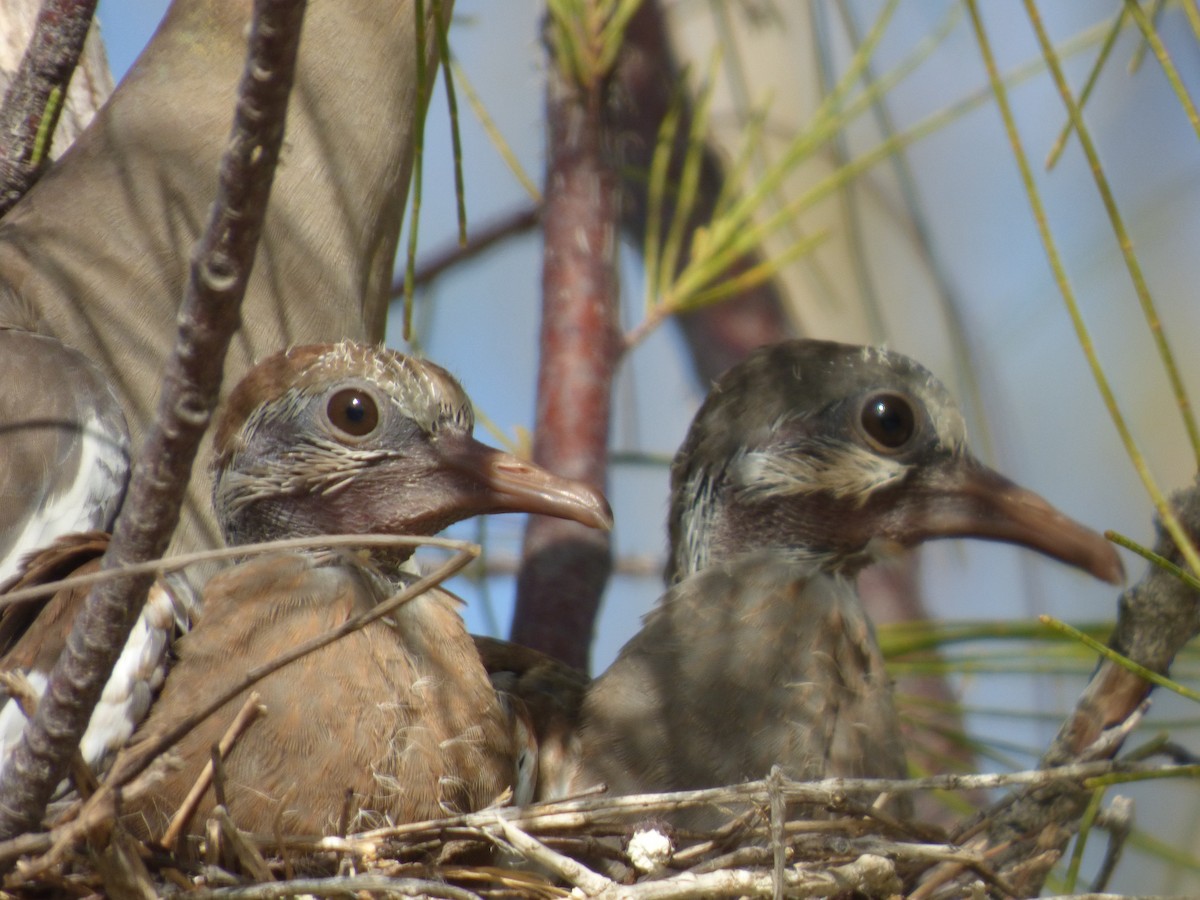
[212,341,472,470]
[672,340,967,510]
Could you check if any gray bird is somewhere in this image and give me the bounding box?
[482,340,1122,820]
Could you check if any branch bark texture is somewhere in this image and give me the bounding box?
[0,0,97,214]
[512,53,619,670]
[0,0,307,840]
[930,477,1200,898]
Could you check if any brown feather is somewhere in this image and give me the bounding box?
[125,553,517,838]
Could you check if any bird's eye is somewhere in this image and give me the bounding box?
[860,392,916,451]
[326,389,379,437]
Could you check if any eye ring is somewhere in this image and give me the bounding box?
[326,388,380,438]
[859,391,916,452]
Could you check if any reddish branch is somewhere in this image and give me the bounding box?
[0,0,307,840]
[511,60,619,670]
[0,0,97,215]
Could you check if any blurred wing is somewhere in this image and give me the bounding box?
[475,634,591,802]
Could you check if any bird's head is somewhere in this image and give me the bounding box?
[668,339,1122,585]
[212,341,612,559]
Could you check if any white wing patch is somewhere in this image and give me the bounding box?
[0,580,183,781]
[0,408,128,586]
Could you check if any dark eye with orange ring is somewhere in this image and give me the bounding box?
[327,389,379,437]
[860,392,915,451]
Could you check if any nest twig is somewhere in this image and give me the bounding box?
[0,758,1181,898]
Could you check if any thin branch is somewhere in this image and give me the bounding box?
[612,0,790,383]
[0,533,479,607]
[160,693,267,850]
[0,0,97,214]
[399,203,541,293]
[0,0,308,841]
[182,877,483,900]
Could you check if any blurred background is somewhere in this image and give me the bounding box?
[95,1,1200,891]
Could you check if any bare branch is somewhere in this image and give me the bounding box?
[923,477,1200,898]
[0,0,309,841]
[512,14,621,669]
[0,0,97,213]
[400,203,541,292]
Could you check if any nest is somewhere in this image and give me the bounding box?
[2,747,1168,899]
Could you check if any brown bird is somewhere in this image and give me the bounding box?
[113,341,611,839]
[484,340,1122,818]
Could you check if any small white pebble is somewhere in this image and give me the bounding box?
[627,827,672,874]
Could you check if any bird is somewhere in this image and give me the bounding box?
[483,339,1123,820]
[0,531,191,786]
[474,635,591,803]
[0,0,456,800]
[0,331,129,589]
[0,332,192,782]
[104,340,612,840]
[0,0,450,585]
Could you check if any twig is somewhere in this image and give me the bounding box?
[161,693,266,850]
[0,533,476,607]
[494,815,613,895]
[0,0,98,213]
[1089,794,1133,893]
[160,759,1188,857]
[767,766,785,900]
[272,784,298,881]
[402,203,541,292]
[181,875,483,900]
[214,806,274,884]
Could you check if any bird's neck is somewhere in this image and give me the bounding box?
[667,470,873,583]
[216,485,419,575]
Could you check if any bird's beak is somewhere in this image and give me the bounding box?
[897,454,1123,585]
[437,433,614,531]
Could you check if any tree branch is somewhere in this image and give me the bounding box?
[0,0,97,214]
[610,0,792,383]
[398,203,541,293]
[0,0,308,840]
[511,12,621,669]
[926,476,1200,898]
